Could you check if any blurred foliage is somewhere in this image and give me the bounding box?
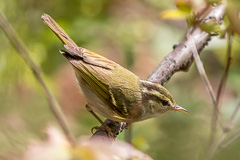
[0,0,240,160]
[227,0,240,35]
[23,126,153,160]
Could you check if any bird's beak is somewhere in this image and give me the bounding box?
[173,105,189,114]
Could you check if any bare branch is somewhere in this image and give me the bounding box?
[206,33,236,159]
[0,11,76,146]
[188,34,225,147]
[221,128,240,149]
[207,133,227,160]
[216,33,233,107]
[218,100,240,150]
[229,98,240,123]
[188,35,217,107]
[204,99,240,160]
[209,32,233,142]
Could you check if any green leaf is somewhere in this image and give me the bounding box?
[175,0,192,13]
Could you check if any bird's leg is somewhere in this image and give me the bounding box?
[85,104,113,137]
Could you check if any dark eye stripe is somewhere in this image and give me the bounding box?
[146,90,170,106]
[160,99,169,106]
[141,80,174,104]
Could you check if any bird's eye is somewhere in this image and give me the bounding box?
[161,100,169,106]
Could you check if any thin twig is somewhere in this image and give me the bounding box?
[188,35,217,106]
[204,33,234,159]
[229,98,240,123]
[0,11,75,146]
[214,33,233,127]
[188,34,223,146]
[221,128,240,149]
[209,33,233,145]
[209,32,233,153]
[207,99,239,159]
[218,100,240,150]
[216,33,233,107]
[206,99,240,159]
[188,35,218,107]
[207,132,227,160]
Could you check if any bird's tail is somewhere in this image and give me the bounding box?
[41,13,77,47]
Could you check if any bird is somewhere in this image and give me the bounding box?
[41,13,188,134]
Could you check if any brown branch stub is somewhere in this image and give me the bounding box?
[91,3,227,140]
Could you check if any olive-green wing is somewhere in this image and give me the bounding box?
[42,14,128,120]
[61,47,128,120]
[64,45,116,70]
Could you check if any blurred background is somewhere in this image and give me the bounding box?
[0,0,240,160]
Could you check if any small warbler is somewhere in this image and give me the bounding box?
[42,14,188,132]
